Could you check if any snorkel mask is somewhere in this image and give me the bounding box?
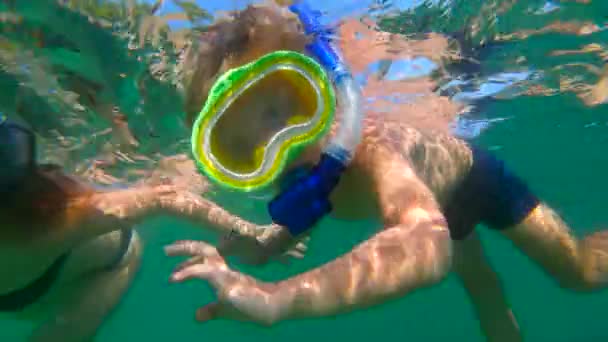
[0,114,36,192]
[191,1,364,236]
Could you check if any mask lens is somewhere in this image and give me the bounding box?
[209,68,318,174]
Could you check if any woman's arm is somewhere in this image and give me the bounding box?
[59,180,299,264]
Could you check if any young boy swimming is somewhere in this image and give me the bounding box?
[160,2,608,341]
[0,113,306,341]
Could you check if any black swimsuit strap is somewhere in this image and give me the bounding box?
[0,229,134,312]
[102,229,134,272]
[0,253,70,312]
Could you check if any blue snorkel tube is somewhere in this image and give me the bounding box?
[268,2,364,236]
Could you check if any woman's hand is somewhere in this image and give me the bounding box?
[165,240,285,325]
[150,154,310,265]
[217,224,309,265]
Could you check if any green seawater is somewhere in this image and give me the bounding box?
[2,0,608,341]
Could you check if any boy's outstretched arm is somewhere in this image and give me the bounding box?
[164,155,453,324]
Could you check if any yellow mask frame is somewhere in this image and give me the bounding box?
[191,50,336,192]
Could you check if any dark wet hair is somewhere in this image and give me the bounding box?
[0,163,93,243]
[0,118,91,238]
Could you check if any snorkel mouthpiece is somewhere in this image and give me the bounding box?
[269,153,345,236]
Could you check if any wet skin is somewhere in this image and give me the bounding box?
[163,5,608,342]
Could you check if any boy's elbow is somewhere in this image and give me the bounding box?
[392,219,453,288]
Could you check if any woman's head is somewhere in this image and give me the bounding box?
[0,117,92,238]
